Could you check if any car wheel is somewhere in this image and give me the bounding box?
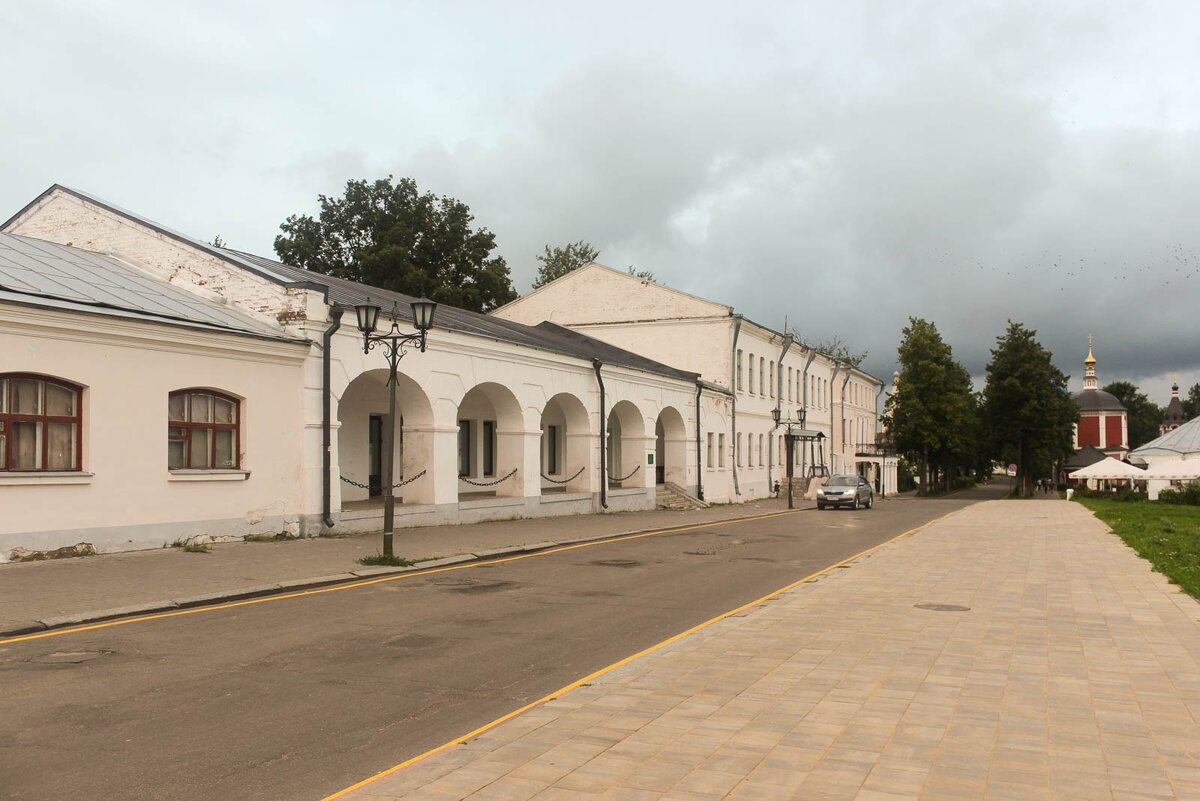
[852,496,859,510]
[817,502,825,510]
[866,495,873,509]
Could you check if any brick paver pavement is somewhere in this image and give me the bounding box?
[332,499,1200,801]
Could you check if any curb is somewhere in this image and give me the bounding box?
[0,506,810,639]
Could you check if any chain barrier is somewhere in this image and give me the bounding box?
[539,466,585,485]
[609,464,641,483]
[458,467,518,487]
[340,469,427,491]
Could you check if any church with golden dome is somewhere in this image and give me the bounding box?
[1071,337,1128,459]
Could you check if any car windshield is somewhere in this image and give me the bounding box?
[826,476,857,487]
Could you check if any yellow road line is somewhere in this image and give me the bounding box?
[318,506,962,800]
[0,509,804,646]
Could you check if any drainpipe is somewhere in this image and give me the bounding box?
[799,349,817,476]
[875,384,886,497]
[768,333,793,493]
[730,315,743,496]
[695,382,704,501]
[829,360,845,475]
[838,365,851,475]
[593,358,607,509]
[322,308,344,529]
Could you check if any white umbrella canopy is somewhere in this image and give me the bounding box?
[1068,459,1148,481]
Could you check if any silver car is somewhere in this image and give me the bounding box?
[816,475,874,510]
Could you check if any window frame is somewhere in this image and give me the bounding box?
[0,373,83,472]
[168,389,241,471]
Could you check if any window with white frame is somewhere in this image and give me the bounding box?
[748,354,754,394]
[787,367,793,402]
[706,432,714,468]
[736,432,743,467]
[759,357,765,395]
[0,374,82,471]
[737,350,744,392]
[769,361,775,398]
[758,433,763,466]
[168,389,239,470]
[718,433,726,467]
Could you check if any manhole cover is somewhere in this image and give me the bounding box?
[590,559,640,568]
[914,603,971,612]
[28,650,110,664]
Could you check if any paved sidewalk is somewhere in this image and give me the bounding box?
[332,499,1200,801]
[0,496,808,637]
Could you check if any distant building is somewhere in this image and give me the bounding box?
[1161,374,1188,435]
[1070,339,1127,460]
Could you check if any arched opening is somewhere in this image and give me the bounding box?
[456,382,525,499]
[607,400,646,489]
[337,369,435,507]
[540,393,591,494]
[655,406,687,488]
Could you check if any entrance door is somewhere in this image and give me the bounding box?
[368,414,383,497]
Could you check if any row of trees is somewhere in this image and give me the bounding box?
[884,319,1077,498]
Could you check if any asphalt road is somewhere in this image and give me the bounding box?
[0,486,1003,801]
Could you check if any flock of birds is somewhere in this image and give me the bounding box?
[947,243,1200,292]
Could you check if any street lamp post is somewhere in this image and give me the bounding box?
[355,297,436,557]
[772,407,806,509]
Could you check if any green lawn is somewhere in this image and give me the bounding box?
[1078,498,1200,599]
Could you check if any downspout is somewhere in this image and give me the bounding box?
[730,315,743,496]
[875,384,886,497]
[829,360,845,475]
[322,308,344,529]
[593,358,607,509]
[838,365,851,474]
[768,333,793,493]
[695,382,704,501]
[799,349,817,475]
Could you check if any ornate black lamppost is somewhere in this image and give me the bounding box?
[772,407,807,509]
[355,297,436,557]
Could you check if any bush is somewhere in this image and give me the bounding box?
[1111,488,1148,503]
[1159,481,1200,506]
[953,476,977,490]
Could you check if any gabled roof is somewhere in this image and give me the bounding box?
[3,185,706,383]
[1131,415,1200,457]
[226,249,703,382]
[2,185,325,292]
[0,233,298,341]
[1064,445,1110,469]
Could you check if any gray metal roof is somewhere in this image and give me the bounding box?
[1131,415,1200,457]
[0,233,298,341]
[226,249,703,383]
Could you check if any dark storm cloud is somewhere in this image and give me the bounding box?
[2,0,1197,401]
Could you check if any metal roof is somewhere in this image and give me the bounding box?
[0,233,298,341]
[1131,415,1200,457]
[225,249,702,382]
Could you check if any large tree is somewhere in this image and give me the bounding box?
[982,321,1078,497]
[274,176,517,313]
[1102,381,1163,449]
[1184,382,1200,421]
[531,241,600,289]
[883,318,975,494]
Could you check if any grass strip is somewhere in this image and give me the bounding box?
[1078,498,1200,600]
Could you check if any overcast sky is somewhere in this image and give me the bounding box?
[4,1,1198,404]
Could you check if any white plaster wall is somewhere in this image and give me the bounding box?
[0,304,310,556]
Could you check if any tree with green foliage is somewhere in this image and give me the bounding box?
[274,176,517,313]
[1184,382,1200,421]
[883,318,975,494]
[1102,381,1163,449]
[982,321,1078,497]
[531,241,600,289]
[626,265,656,281]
